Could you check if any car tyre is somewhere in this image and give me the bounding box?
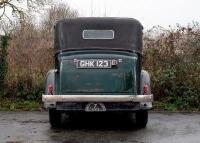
[135,110,148,128]
[49,109,61,128]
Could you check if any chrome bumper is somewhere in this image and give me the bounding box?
[42,94,153,102]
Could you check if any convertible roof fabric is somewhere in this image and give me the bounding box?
[54,17,143,53]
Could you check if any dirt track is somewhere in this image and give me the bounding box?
[0,111,199,143]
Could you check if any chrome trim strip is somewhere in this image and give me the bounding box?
[42,94,153,102]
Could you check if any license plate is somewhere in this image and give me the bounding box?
[85,103,106,112]
[76,59,112,69]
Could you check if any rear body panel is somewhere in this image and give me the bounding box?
[55,50,141,95]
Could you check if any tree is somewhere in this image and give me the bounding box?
[42,3,78,32]
[0,35,9,94]
[0,0,50,21]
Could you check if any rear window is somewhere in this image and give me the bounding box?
[82,30,114,39]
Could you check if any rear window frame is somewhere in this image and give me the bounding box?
[82,30,115,40]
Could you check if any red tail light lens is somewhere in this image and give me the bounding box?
[143,84,148,95]
[48,84,53,95]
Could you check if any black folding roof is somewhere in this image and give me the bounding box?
[54,17,143,53]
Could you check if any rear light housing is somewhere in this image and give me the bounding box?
[48,84,53,95]
[143,84,148,95]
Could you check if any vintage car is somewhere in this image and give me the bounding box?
[42,17,153,128]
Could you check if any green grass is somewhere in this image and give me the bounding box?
[0,98,44,111]
[0,97,199,112]
[153,101,199,112]
[153,101,177,111]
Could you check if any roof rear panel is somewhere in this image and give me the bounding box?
[54,17,143,53]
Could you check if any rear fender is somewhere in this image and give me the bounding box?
[45,69,57,95]
[140,70,151,95]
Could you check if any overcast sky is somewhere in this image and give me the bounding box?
[61,0,200,29]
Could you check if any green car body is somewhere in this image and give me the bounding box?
[42,18,153,128]
[56,50,139,95]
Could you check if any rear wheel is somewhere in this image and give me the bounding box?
[135,110,148,128]
[49,109,61,128]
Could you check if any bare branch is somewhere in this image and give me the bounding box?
[42,3,78,32]
[0,0,51,22]
[0,3,6,19]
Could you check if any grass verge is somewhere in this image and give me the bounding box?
[0,98,199,112]
[0,98,44,111]
[153,101,199,112]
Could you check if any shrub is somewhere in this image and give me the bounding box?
[2,3,78,101]
[0,35,9,95]
[143,24,200,110]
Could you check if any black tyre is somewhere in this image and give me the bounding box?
[49,109,61,128]
[135,110,148,128]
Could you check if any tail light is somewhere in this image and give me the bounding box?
[143,84,148,95]
[48,84,53,95]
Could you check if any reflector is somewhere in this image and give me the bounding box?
[143,84,148,95]
[48,84,53,95]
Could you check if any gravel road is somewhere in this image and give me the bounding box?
[0,111,199,143]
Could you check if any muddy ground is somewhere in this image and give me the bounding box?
[0,111,199,143]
